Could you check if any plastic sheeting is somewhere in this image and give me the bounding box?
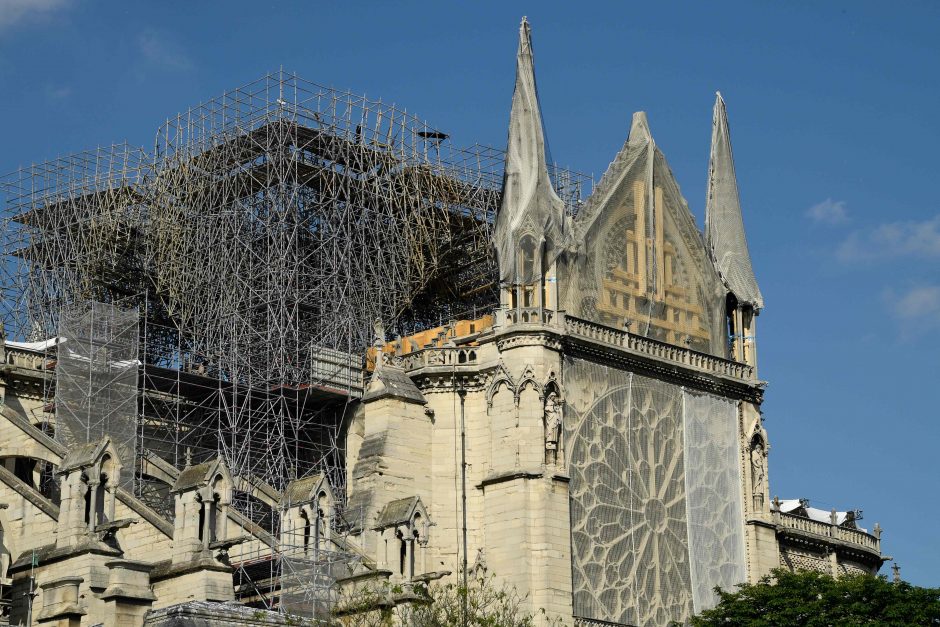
[682,389,747,613]
[566,356,748,625]
[493,18,567,286]
[56,301,139,489]
[562,113,727,357]
[705,93,763,309]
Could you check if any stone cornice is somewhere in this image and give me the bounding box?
[391,314,763,402]
[562,316,763,403]
[150,555,233,582]
[776,527,883,566]
[9,539,121,574]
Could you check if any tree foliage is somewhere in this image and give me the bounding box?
[331,574,563,627]
[690,568,940,626]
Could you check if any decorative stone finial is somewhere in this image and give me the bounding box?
[892,562,901,584]
[184,447,193,468]
[373,318,385,346]
[373,318,386,370]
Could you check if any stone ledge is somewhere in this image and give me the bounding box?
[150,556,233,582]
[36,603,85,621]
[9,538,121,574]
[144,600,288,626]
[101,584,158,602]
[776,528,883,565]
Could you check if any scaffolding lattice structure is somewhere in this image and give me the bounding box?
[0,71,591,615]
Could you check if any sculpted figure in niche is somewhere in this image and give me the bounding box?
[544,391,563,465]
[750,438,766,509]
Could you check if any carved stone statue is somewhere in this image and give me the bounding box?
[544,392,563,465]
[750,439,766,509]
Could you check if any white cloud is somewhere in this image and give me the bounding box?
[138,30,194,71]
[806,198,849,225]
[837,215,940,262]
[885,285,940,339]
[0,0,69,30]
[892,285,940,320]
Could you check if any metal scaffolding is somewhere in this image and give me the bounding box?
[0,71,590,614]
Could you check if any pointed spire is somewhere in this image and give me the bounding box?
[705,92,763,309]
[494,17,566,285]
[628,111,653,145]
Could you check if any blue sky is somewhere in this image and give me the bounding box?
[2,1,938,586]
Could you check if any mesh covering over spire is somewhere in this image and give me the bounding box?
[705,93,763,309]
[494,17,567,285]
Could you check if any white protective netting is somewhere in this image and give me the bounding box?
[56,301,139,489]
[704,93,762,309]
[493,18,569,287]
[682,389,747,613]
[566,360,692,626]
[566,357,748,625]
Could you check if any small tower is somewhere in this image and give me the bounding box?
[147,457,237,605]
[706,92,763,370]
[280,474,336,557]
[373,496,431,582]
[169,457,233,564]
[494,17,568,325]
[56,436,122,547]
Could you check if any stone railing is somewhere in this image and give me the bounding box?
[506,307,555,326]
[3,344,52,372]
[836,525,881,553]
[395,346,480,371]
[776,511,881,554]
[564,316,754,381]
[776,511,833,537]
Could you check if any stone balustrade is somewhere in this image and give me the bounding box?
[506,307,555,326]
[4,344,52,372]
[777,511,832,537]
[395,346,480,371]
[776,511,880,554]
[835,525,881,553]
[564,315,755,381]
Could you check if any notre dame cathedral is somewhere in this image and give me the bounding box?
[0,17,883,627]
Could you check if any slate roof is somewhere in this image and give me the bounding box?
[172,461,215,492]
[59,437,113,473]
[374,496,420,529]
[280,474,325,508]
[361,365,425,405]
